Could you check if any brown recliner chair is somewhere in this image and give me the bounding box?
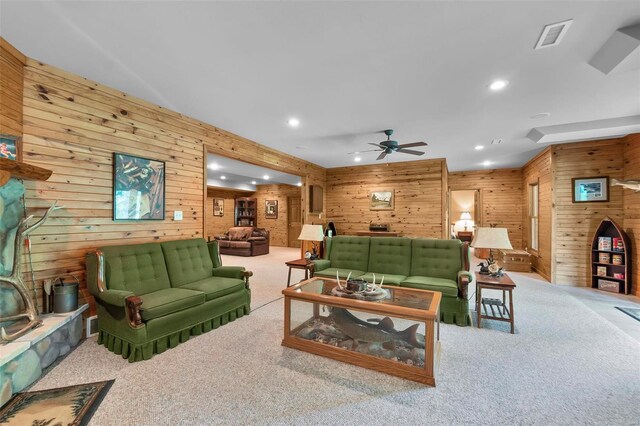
[214,227,270,256]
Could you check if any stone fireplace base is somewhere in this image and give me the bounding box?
[0,304,87,407]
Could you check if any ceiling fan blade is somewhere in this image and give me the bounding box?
[348,149,381,154]
[398,142,428,148]
[396,148,425,156]
[376,151,388,161]
[368,143,383,148]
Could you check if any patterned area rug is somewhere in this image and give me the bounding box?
[0,380,113,426]
[616,306,640,322]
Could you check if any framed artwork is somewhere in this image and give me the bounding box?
[265,200,278,219]
[369,190,394,210]
[0,134,22,162]
[113,153,165,220]
[213,198,224,216]
[572,176,609,203]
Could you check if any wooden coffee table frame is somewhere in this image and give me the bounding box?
[282,278,442,386]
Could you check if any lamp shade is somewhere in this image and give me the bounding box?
[298,224,324,242]
[470,227,513,250]
[460,211,472,221]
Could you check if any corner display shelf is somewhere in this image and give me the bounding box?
[591,217,632,294]
[235,197,257,227]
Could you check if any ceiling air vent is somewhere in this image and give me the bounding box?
[535,19,573,49]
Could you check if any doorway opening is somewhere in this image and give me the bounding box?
[449,189,480,243]
[204,152,302,248]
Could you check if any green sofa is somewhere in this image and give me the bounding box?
[86,238,252,362]
[312,236,473,326]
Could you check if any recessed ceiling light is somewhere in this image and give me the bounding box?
[287,118,300,128]
[483,160,491,167]
[474,145,484,151]
[251,180,256,185]
[208,163,219,170]
[220,175,226,180]
[297,182,302,187]
[263,174,270,180]
[489,80,509,91]
[531,112,551,119]
[354,156,362,162]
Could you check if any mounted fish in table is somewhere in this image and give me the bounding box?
[329,308,425,349]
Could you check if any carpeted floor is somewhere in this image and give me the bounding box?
[32,247,640,425]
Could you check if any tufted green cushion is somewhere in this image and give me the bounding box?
[161,239,214,287]
[410,239,463,281]
[359,272,406,285]
[139,288,205,321]
[181,276,245,301]
[101,243,171,295]
[328,236,371,272]
[313,267,365,279]
[367,237,412,276]
[401,276,459,297]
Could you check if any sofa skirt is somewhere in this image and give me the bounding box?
[98,304,250,362]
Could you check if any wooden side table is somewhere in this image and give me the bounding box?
[474,272,516,334]
[456,231,473,242]
[285,259,315,287]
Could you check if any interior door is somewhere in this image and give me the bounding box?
[288,196,302,248]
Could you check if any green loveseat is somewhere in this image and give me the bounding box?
[86,238,252,362]
[312,236,473,326]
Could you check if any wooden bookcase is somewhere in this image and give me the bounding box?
[234,197,257,227]
[591,217,632,294]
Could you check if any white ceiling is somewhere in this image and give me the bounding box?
[207,153,301,191]
[2,1,639,171]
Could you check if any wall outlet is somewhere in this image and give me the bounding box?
[174,210,183,221]
[86,315,98,338]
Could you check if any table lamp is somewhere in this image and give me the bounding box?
[471,227,513,275]
[460,211,473,231]
[298,224,324,259]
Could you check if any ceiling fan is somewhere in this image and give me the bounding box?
[351,130,428,160]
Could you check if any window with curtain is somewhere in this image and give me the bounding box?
[529,183,539,251]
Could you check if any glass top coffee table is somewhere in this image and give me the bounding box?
[281,277,442,386]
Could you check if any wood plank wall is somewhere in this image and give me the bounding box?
[0,39,25,135]
[622,134,640,296]
[14,54,325,315]
[205,187,250,239]
[522,148,553,281]
[254,184,302,247]
[449,168,523,250]
[22,60,206,313]
[325,159,446,238]
[551,139,625,286]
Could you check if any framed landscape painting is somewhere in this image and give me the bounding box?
[113,153,165,220]
[213,198,224,216]
[369,190,394,210]
[265,200,278,219]
[572,176,609,203]
[0,134,21,161]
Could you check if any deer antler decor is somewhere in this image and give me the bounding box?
[0,201,63,341]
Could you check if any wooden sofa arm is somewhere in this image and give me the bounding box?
[125,296,144,329]
[458,274,471,299]
[242,270,253,289]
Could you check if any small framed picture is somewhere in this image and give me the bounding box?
[213,198,224,217]
[0,134,22,162]
[265,200,278,219]
[572,176,609,203]
[369,190,394,211]
[596,266,607,277]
